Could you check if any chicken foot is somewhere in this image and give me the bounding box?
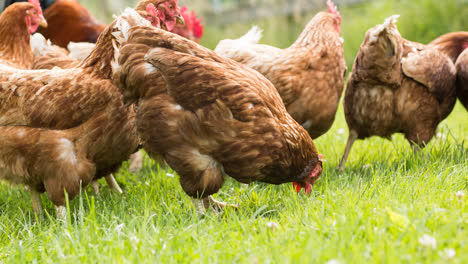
[90,174,123,194]
[55,205,67,222]
[339,129,358,171]
[30,190,43,221]
[105,174,123,194]
[192,196,239,215]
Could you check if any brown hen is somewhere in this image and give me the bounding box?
[111,10,322,212]
[215,0,346,139]
[36,0,106,47]
[339,15,457,170]
[0,1,183,219]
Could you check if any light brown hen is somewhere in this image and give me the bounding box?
[215,0,346,139]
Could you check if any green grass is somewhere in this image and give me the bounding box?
[0,103,466,263]
[1,0,468,263]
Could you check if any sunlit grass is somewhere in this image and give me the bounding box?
[0,103,466,263]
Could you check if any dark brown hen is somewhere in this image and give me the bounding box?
[339,15,457,170]
[111,10,322,211]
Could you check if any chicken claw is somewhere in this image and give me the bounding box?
[192,196,239,215]
[208,196,239,210]
[105,174,123,194]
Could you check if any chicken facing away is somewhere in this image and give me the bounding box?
[111,9,323,212]
[429,32,468,111]
[215,0,346,139]
[339,15,457,170]
[0,1,180,220]
[429,32,468,64]
[0,0,47,69]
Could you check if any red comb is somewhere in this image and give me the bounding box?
[327,0,341,22]
[146,3,158,17]
[191,12,203,38]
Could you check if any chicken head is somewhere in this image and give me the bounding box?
[156,0,184,31]
[25,0,47,33]
[143,3,161,28]
[327,0,341,32]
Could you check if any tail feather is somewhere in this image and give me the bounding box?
[239,26,263,44]
[67,42,95,60]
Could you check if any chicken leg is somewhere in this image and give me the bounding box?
[55,205,67,222]
[105,174,123,194]
[90,174,123,194]
[30,190,43,221]
[339,129,358,171]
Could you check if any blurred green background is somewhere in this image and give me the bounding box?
[81,0,468,69]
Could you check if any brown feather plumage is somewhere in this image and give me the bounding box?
[340,16,457,169]
[0,2,182,214]
[0,12,146,209]
[429,31,468,63]
[112,18,322,198]
[215,11,346,139]
[456,49,468,110]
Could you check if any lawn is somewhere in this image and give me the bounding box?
[0,102,466,263]
[1,0,467,263]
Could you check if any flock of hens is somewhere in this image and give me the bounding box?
[0,0,466,220]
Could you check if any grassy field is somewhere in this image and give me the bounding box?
[1,0,468,263]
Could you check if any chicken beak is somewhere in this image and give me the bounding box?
[39,14,48,28]
[175,14,185,25]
